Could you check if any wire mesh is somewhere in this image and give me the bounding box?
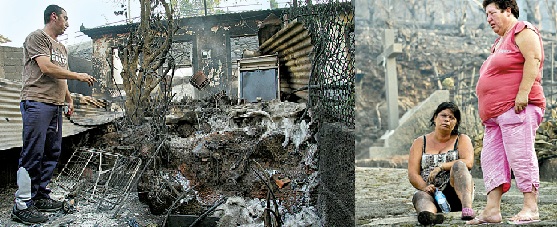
[288,1,355,129]
[54,148,142,211]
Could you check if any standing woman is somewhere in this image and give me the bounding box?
[408,102,475,226]
[469,0,545,225]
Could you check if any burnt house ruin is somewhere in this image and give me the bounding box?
[1,1,355,226]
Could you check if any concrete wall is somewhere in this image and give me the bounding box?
[230,36,258,62]
[0,46,23,81]
[368,90,450,159]
[193,29,230,99]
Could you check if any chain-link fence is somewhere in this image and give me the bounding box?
[289,1,355,129]
[287,2,355,226]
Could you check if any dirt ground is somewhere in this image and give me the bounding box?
[356,167,557,226]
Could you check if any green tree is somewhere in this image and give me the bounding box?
[177,0,222,16]
[0,34,11,44]
[270,0,278,9]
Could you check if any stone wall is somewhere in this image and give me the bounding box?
[171,42,193,66]
[229,36,260,98]
[0,42,95,95]
[0,46,23,81]
[68,41,93,61]
[230,36,258,62]
[0,42,93,97]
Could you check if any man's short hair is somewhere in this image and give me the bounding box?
[44,5,65,24]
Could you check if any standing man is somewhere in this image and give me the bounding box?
[12,5,96,225]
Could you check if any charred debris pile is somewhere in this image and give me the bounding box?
[54,93,321,226]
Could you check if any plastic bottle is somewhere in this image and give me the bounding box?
[434,188,451,213]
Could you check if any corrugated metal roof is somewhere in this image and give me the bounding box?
[0,79,123,151]
[259,20,313,101]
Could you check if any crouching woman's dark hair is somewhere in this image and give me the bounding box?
[430,102,461,135]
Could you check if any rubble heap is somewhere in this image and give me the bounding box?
[54,93,320,226]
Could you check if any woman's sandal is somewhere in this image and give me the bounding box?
[507,215,540,225]
[461,207,476,220]
[466,217,502,225]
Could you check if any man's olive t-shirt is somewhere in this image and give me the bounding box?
[20,29,68,105]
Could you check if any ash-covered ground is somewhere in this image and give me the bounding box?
[0,186,163,227]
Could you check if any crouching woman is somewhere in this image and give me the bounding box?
[407,102,476,225]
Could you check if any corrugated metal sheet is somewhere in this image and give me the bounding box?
[0,79,123,151]
[259,20,313,101]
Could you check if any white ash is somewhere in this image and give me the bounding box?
[303,143,318,169]
[212,197,320,227]
[207,114,230,132]
[282,206,319,227]
[160,171,198,204]
[254,116,310,150]
[302,171,320,199]
[213,197,264,226]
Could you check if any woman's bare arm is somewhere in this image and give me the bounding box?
[408,137,434,193]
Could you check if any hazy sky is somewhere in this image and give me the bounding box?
[0,0,289,48]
